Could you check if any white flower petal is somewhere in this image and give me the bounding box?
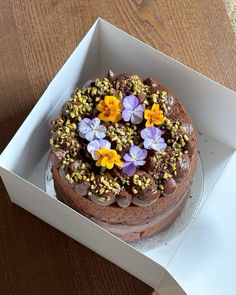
[88,119,106,140]
[96,130,106,139]
[85,130,96,141]
[143,138,154,149]
[78,119,91,133]
[141,127,152,140]
[141,126,159,139]
[87,140,100,154]
[91,117,100,129]
[123,153,133,162]
[123,95,139,110]
[135,104,145,112]
[99,139,111,149]
[122,109,132,122]
[97,124,106,133]
[129,145,146,159]
[92,150,101,160]
[79,131,86,139]
[134,160,146,166]
[131,113,143,124]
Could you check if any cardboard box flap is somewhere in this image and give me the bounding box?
[98,19,236,149]
[167,152,236,294]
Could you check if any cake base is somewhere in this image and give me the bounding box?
[55,185,190,241]
[90,188,190,241]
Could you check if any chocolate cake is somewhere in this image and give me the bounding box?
[49,70,197,241]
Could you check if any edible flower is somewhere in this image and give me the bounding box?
[97,96,123,122]
[78,118,106,141]
[144,103,164,127]
[141,126,167,152]
[121,95,145,124]
[87,139,111,160]
[122,145,147,176]
[96,148,123,169]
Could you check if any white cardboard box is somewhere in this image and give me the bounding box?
[1,19,236,294]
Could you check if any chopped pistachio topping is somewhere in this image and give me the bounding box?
[132,174,150,188]
[88,175,121,196]
[106,122,138,151]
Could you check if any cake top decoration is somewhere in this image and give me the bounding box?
[50,71,193,208]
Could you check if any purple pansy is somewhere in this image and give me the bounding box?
[121,95,145,124]
[78,118,106,141]
[87,139,111,160]
[141,126,167,152]
[122,145,147,176]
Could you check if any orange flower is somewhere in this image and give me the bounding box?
[144,103,165,127]
[96,148,123,169]
[97,96,123,122]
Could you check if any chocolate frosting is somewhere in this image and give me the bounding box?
[175,154,190,182]
[163,178,177,196]
[116,191,132,208]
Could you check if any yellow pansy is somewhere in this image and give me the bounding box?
[97,96,123,123]
[96,148,123,169]
[144,103,165,127]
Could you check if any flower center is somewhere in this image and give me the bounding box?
[149,114,154,123]
[105,152,113,160]
[153,139,158,145]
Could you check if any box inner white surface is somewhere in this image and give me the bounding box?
[1,19,236,295]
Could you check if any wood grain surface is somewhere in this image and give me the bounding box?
[0,1,235,294]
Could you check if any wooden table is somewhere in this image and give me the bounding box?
[0,1,235,294]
